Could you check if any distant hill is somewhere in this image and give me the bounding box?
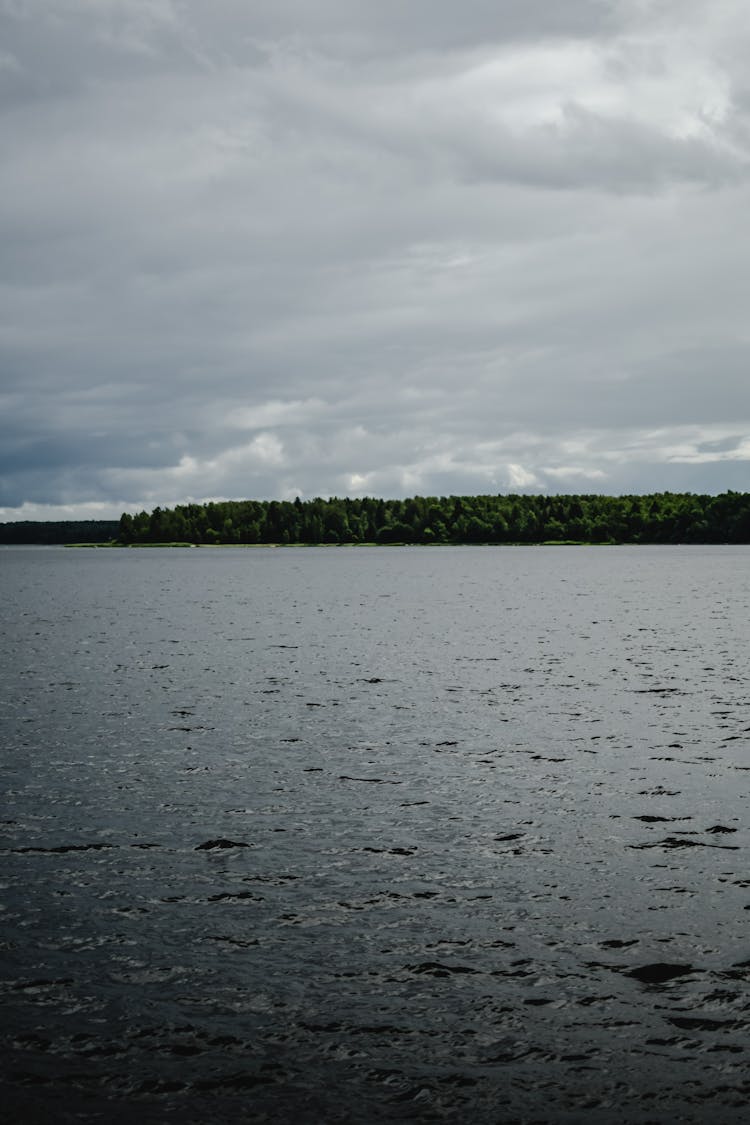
[0,520,120,545]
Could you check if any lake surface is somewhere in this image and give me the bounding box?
[1,544,750,1123]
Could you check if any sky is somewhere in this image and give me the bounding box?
[1,0,749,521]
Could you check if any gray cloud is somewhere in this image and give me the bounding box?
[1,0,749,520]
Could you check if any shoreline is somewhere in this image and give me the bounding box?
[61,539,734,549]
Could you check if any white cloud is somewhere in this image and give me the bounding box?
[506,464,540,489]
[226,398,326,430]
[543,466,608,481]
[346,472,372,493]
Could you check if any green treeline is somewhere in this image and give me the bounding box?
[2,493,748,546]
[0,520,120,545]
[117,492,750,546]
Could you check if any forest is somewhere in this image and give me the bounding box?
[113,491,750,546]
[2,492,748,547]
[0,519,120,545]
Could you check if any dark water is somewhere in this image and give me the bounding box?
[2,544,750,1123]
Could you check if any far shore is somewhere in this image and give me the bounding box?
[64,539,685,549]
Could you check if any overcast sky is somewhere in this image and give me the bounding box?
[1,0,749,520]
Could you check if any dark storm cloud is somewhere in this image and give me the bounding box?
[1,0,749,519]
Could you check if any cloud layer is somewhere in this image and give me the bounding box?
[2,0,749,518]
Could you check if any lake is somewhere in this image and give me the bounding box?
[1,544,749,1122]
